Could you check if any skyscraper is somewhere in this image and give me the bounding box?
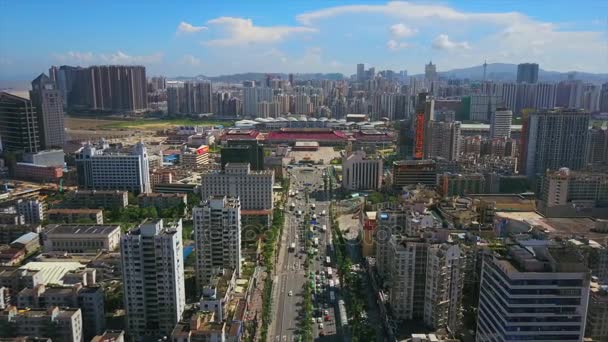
[524,108,590,178]
[121,219,186,339]
[476,245,590,342]
[193,196,242,291]
[588,126,608,166]
[516,63,539,84]
[490,108,513,139]
[425,61,438,83]
[0,92,40,153]
[357,63,365,82]
[30,73,66,149]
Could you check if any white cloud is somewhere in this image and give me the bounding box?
[177,21,207,35]
[181,54,201,66]
[0,57,13,66]
[387,39,409,50]
[389,23,417,38]
[432,34,471,50]
[204,16,317,46]
[294,1,606,72]
[53,51,163,65]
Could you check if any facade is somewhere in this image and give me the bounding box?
[424,121,461,161]
[75,141,151,194]
[476,245,591,342]
[537,168,608,218]
[199,163,274,211]
[516,63,539,84]
[47,208,104,224]
[0,306,83,342]
[42,224,121,252]
[15,199,45,224]
[16,284,105,339]
[120,219,186,339]
[0,92,40,153]
[524,108,590,178]
[193,196,242,290]
[439,173,486,197]
[490,108,513,139]
[342,150,383,191]
[13,163,63,182]
[393,160,437,189]
[30,74,65,149]
[166,81,212,115]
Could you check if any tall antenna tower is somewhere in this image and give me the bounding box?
[483,60,488,81]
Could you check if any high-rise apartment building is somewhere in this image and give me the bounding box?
[67,65,147,112]
[0,92,40,153]
[193,196,241,290]
[30,73,66,149]
[75,141,151,193]
[586,280,608,342]
[167,81,213,115]
[588,126,608,166]
[342,150,383,191]
[600,83,608,113]
[121,219,186,339]
[476,245,590,342]
[199,163,273,211]
[490,108,513,139]
[516,63,539,84]
[524,108,590,178]
[424,121,461,161]
[220,140,264,171]
[383,236,465,333]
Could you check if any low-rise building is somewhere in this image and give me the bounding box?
[63,190,128,209]
[13,163,63,183]
[200,268,236,322]
[0,225,42,245]
[439,172,485,197]
[47,208,104,224]
[10,232,40,255]
[91,330,125,342]
[42,224,121,252]
[17,284,105,340]
[0,306,83,342]
[171,311,226,342]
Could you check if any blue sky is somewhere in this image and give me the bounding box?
[0,0,606,80]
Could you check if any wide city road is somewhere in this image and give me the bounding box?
[270,165,341,342]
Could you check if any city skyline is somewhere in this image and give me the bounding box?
[0,0,607,81]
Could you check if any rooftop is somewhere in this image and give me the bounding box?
[44,224,120,236]
[19,261,87,285]
[47,208,103,214]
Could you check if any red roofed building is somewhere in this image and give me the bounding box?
[265,128,348,146]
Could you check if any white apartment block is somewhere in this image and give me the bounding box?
[199,163,274,211]
[75,141,151,194]
[194,196,242,292]
[0,306,83,342]
[342,150,383,191]
[476,245,591,342]
[121,219,186,339]
[16,199,45,224]
[490,108,513,139]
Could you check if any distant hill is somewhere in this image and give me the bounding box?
[426,63,607,84]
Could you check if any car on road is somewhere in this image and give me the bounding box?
[318,323,324,329]
[317,317,322,323]
[288,291,293,296]
[325,315,331,321]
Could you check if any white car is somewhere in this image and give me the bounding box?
[317,317,322,323]
[288,291,293,296]
[318,323,324,329]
